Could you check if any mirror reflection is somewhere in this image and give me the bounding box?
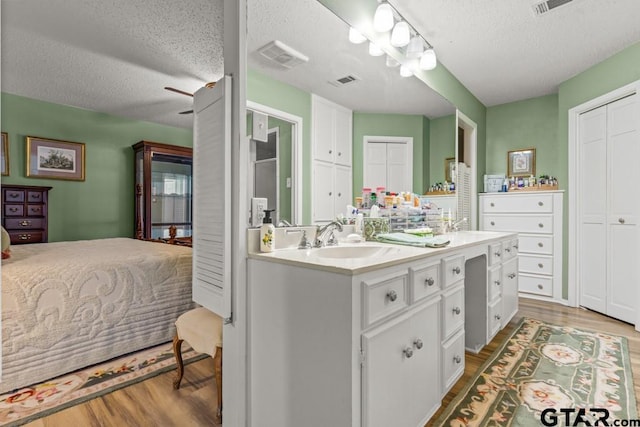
[247,0,458,225]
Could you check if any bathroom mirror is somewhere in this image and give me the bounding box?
[247,0,457,223]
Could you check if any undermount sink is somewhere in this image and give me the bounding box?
[314,245,400,259]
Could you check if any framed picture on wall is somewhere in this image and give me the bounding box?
[1,132,9,176]
[507,148,536,177]
[444,157,455,182]
[26,136,85,181]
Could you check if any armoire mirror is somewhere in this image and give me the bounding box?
[247,0,458,224]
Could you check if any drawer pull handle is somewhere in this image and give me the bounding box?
[490,202,495,207]
[538,242,544,247]
[538,284,544,290]
[403,347,414,359]
[425,277,435,287]
[513,244,519,250]
[619,218,625,224]
[386,290,398,302]
[538,263,544,268]
[538,201,544,206]
[538,223,544,228]
[9,207,19,212]
[413,339,423,350]
[495,314,502,320]
[19,234,32,240]
[494,280,501,286]
[490,221,495,226]
[452,307,461,315]
[9,193,20,198]
[505,248,511,253]
[20,220,31,227]
[31,194,41,199]
[453,355,462,364]
[494,251,501,257]
[508,273,517,279]
[452,266,461,275]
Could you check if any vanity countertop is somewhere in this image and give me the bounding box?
[248,230,517,275]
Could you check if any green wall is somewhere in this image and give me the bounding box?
[0,93,193,242]
[486,94,559,177]
[352,113,429,195]
[429,115,456,185]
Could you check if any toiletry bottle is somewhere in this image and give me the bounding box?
[260,209,275,253]
[502,178,508,192]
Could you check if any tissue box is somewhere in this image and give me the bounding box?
[484,174,505,193]
[363,217,390,241]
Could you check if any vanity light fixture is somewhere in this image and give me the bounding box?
[399,64,413,77]
[390,21,410,47]
[419,48,437,70]
[385,55,400,67]
[406,35,424,59]
[368,42,385,57]
[348,27,367,44]
[373,2,394,32]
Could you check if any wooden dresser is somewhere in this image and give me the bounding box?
[2,184,52,244]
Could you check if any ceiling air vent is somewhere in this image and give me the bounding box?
[532,0,574,16]
[257,40,309,69]
[329,75,361,87]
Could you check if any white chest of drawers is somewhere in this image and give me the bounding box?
[479,191,563,302]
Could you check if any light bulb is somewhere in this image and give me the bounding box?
[390,21,410,47]
[419,48,437,70]
[349,27,367,44]
[368,42,384,57]
[386,55,400,68]
[373,2,394,33]
[400,64,413,77]
[406,35,423,59]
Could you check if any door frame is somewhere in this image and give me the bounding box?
[568,80,640,318]
[362,135,413,192]
[456,110,478,230]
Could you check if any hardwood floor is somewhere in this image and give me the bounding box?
[26,298,640,426]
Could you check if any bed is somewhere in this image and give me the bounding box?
[1,237,194,393]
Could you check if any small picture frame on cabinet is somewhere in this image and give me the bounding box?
[507,148,536,177]
[1,132,9,176]
[26,136,85,181]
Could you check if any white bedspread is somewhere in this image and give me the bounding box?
[1,238,194,393]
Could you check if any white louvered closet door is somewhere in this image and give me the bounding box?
[456,163,471,230]
[192,76,232,320]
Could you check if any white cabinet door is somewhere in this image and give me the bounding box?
[312,98,334,163]
[362,300,440,427]
[312,161,335,222]
[387,142,411,193]
[334,106,352,166]
[334,165,352,218]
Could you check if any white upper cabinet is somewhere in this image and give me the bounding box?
[312,94,352,166]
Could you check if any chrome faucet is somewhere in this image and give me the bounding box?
[314,221,344,247]
[449,217,468,232]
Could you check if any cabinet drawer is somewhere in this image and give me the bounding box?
[488,266,502,302]
[502,238,519,260]
[27,205,44,216]
[519,254,553,275]
[442,255,465,288]
[442,285,464,340]
[442,330,465,392]
[410,262,440,303]
[519,274,553,297]
[4,190,25,203]
[488,299,503,338]
[4,218,44,230]
[362,273,408,327]
[518,235,553,255]
[482,194,553,213]
[5,204,24,216]
[9,230,44,244]
[488,242,503,267]
[27,191,45,203]
[483,215,553,234]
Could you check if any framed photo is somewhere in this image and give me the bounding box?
[26,136,85,181]
[444,157,455,182]
[507,148,536,177]
[1,133,8,176]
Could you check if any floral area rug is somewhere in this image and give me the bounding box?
[436,317,638,426]
[0,343,206,426]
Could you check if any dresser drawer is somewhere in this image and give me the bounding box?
[488,266,502,302]
[4,190,25,203]
[488,242,503,267]
[442,330,465,391]
[362,272,408,327]
[482,194,553,214]
[410,262,440,303]
[502,238,519,260]
[27,205,44,216]
[27,191,45,203]
[442,285,464,340]
[442,255,465,288]
[5,204,24,216]
[9,230,44,244]
[488,299,503,338]
[5,218,45,230]
[519,274,553,297]
[519,254,553,275]
[518,235,553,255]
[483,215,553,234]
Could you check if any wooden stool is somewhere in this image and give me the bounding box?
[173,307,223,421]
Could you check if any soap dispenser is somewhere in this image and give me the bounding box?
[260,209,275,253]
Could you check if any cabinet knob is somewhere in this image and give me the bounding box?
[338,152,342,156]
[328,149,332,154]
[425,277,435,287]
[538,223,544,228]
[403,347,414,359]
[490,202,495,207]
[494,251,501,257]
[508,273,517,279]
[538,201,544,206]
[452,266,461,275]
[495,314,502,320]
[513,244,519,250]
[20,220,31,227]
[19,234,32,240]
[538,263,544,269]
[537,284,544,290]
[538,242,544,247]
[386,290,398,302]
[9,193,19,198]
[494,280,501,286]
[490,221,495,226]
[619,218,625,224]
[9,207,18,212]
[453,355,462,364]
[452,306,461,315]
[32,194,41,199]
[413,339,423,350]
[504,247,511,253]
[328,192,332,196]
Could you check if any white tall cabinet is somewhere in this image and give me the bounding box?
[577,94,638,324]
[312,95,353,222]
